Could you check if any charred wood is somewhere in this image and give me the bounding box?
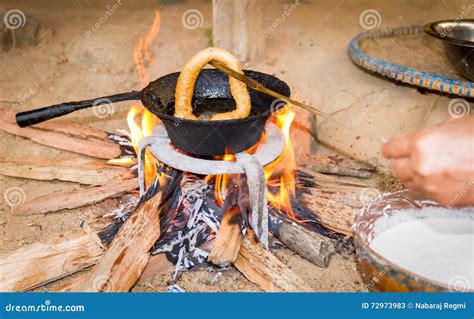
[268,208,335,268]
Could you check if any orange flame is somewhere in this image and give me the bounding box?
[134,10,161,86]
[266,106,296,218]
[127,10,161,186]
[125,9,297,214]
[214,153,235,206]
[214,106,297,217]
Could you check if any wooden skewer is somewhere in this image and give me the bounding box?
[209,60,385,144]
[209,61,327,117]
[210,60,390,172]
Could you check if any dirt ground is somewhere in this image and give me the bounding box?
[0,0,470,292]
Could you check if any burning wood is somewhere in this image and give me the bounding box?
[0,111,366,291]
[150,174,221,280]
[1,160,359,292]
[0,157,133,185]
[12,178,138,215]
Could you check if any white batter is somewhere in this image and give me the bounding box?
[369,208,474,290]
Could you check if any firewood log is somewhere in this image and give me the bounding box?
[1,192,176,292]
[0,110,121,159]
[268,212,336,268]
[33,121,109,139]
[296,166,374,188]
[0,157,133,185]
[299,191,356,237]
[304,188,364,209]
[234,231,311,292]
[0,229,104,292]
[208,206,243,265]
[12,178,138,215]
[304,155,376,178]
[58,192,163,292]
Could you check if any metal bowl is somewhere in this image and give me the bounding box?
[354,190,474,292]
[424,20,474,81]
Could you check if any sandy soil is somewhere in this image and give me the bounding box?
[0,0,470,292]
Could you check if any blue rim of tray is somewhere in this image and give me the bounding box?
[348,25,474,98]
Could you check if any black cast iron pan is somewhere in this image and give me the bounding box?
[16,69,290,156]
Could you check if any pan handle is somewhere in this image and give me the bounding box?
[15,91,142,127]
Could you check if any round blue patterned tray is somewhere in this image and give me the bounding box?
[348,25,474,98]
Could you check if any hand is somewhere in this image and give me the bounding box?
[381,116,474,206]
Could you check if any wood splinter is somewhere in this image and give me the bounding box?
[305,155,376,179]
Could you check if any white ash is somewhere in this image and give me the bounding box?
[151,175,220,280]
[115,128,131,139]
[369,207,473,289]
[167,284,185,293]
[108,129,136,157]
[102,197,139,220]
[210,272,223,284]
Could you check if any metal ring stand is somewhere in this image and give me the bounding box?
[138,122,285,248]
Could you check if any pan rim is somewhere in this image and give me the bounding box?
[144,69,291,126]
[424,19,474,48]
